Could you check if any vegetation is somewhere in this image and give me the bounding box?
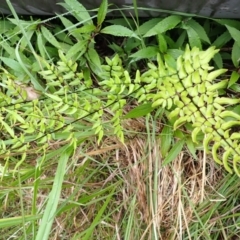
[1,0,240,239]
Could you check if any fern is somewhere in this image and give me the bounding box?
[132,45,240,175]
[1,45,240,175]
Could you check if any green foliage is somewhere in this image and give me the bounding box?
[2,0,240,238]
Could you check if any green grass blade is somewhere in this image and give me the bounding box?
[124,195,136,240]
[81,187,116,240]
[36,146,73,240]
[162,139,185,167]
[0,215,41,228]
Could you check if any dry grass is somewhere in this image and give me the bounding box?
[1,118,238,239]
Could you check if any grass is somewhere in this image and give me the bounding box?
[1,0,240,239]
[2,117,239,239]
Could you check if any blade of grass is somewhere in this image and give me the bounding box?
[36,146,73,240]
[80,186,116,240]
[18,171,27,239]
[124,195,136,240]
[0,215,41,228]
[6,0,44,91]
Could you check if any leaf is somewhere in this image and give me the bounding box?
[41,26,61,49]
[144,15,182,38]
[175,31,187,48]
[66,40,87,60]
[212,30,231,48]
[229,83,240,93]
[228,71,240,88]
[73,24,96,34]
[185,137,197,159]
[107,18,135,28]
[20,30,35,51]
[160,125,173,157]
[123,103,154,119]
[137,18,162,35]
[97,0,108,26]
[0,57,23,72]
[59,0,92,24]
[1,120,15,138]
[167,49,184,59]
[164,53,176,69]
[54,26,73,45]
[186,19,210,44]
[215,19,240,30]
[186,27,202,49]
[157,33,167,53]
[45,93,63,102]
[129,46,158,60]
[213,52,223,69]
[162,139,185,167]
[225,25,240,47]
[86,48,102,75]
[37,32,46,58]
[58,15,77,35]
[232,41,240,67]
[0,19,15,34]
[101,25,140,39]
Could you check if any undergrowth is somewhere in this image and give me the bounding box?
[1,0,240,239]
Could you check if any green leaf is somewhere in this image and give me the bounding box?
[167,49,184,59]
[54,26,73,45]
[123,103,154,119]
[225,25,240,47]
[162,139,185,167]
[232,41,240,67]
[160,125,173,158]
[186,19,210,44]
[37,32,46,58]
[101,25,140,39]
[175,31,187,48]
[73,24,96,34]
[212,30,231,48]
[129,46,158,60]
[0,19,15,34]
[20,29,35,50]
[45,93,63,102]
[86,48,102,75]
[215,19,240,30]
[144,15,182,38]
[58,15,77,36]
[158,33,167,53]
[107,18,135,28]
[164,53,176,69]
[41,26,61,49]
[186,137,197,159]
[0,57,23,72]
[1,120,15,138]
[59,0,92,24]
[186,27,202,49]
[97,0,108,26]
[229,83,240,93]
[66,40,87,60]
[213,52,223,69]
[137,18,162,35]
[228,71,240,88]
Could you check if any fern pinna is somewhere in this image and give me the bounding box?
[1,46,240,175]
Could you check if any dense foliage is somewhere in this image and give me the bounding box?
[1,0,240,238]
